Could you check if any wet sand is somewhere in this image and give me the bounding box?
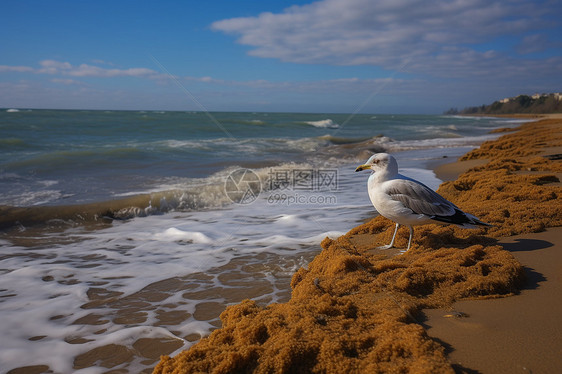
[153,117,561,373]
[423,227,562,374]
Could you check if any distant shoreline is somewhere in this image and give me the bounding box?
[459,112,562,119]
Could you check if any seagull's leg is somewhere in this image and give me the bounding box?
[378,223,399,249]
[398,226,414,253]
[403,225,414,252]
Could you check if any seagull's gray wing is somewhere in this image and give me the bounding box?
[384,179,456,217]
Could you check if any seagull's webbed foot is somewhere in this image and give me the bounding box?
[379,225,414,253]
[376,223,400,250]
[376,243,395,250]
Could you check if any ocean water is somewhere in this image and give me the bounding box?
[0,109,525,373]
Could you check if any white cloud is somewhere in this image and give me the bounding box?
[1,60,163,79]
[67,64,158,78]
[40,60,72,69]
[50,78,84,85]
[0,65,35,73]
[38,60,72,74]
[212,76,410,94]
[516,33,562,54]
[91,59,116,66]
[211,0,560,77]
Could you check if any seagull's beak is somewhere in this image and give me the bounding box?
[355,164,370,172]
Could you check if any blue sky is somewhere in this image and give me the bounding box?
[1,0,561,114]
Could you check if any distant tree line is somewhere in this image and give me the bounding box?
[445,93,562,115]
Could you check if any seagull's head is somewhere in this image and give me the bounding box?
[355,153,397,174]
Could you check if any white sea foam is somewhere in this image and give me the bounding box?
[153,136,325,157]
[39,179,59,187]
[0,167,367,372]
[305,119,339,128]
[443,115,532,125]
[386,133,503,152]
[0,188,70,206]
[492,118,533,124]
[154,228,214,244]
[245,119,266,125]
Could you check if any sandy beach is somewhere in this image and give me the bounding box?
[153,116,562,373]
[423,227,562,374]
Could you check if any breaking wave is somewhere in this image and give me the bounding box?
[303,119,339,128]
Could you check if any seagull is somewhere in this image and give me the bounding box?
[355,153,490,251]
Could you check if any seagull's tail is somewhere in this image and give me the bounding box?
[459,213,493,229]
[431,210,493,228]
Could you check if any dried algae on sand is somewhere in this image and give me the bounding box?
[153,118,561,374]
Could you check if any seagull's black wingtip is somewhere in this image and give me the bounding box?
[430,209,492,228]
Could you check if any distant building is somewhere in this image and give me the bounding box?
[501,93,562,103]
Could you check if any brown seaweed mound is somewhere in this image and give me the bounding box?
[461,119,562,160]
[154,232,524,374]
[444,119,562,237]
[154,119,561,374]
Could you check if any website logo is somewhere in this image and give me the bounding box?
[224,168,262,204]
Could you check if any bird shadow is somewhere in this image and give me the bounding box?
[497,237,553,252]
[497,237,551,291]
[420,230,554,253]
[520,266,546,291]
[451,364,483,374]
[418,336,482,374]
